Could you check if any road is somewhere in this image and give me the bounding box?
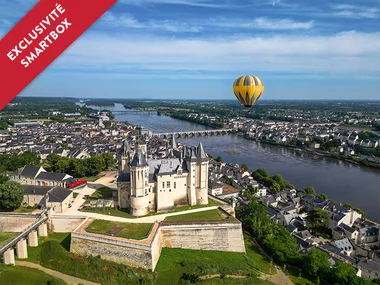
[64,171,117,214]
[16,261,100,285]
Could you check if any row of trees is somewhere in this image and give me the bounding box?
[46,153,115,178]
[236,202,378,285]
[169,112,225,129]
[0,151,40,173]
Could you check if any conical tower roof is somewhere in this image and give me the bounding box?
[196,142,208,162]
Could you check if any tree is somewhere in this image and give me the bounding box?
[304,186,316,196]
[269,181,281,193]
[100,153,115,169]
[0,181,24,210]
[255,168,269,177]
[344,203,353,209]
[302,248,330,278]
[241,163,249,172]
[85,156,106,176]
[69,159,87,178]
[215,156,223,162]
[306,208,329,234]
[354,207,365,217]
[0,175,9,184]
[317,193,328,201]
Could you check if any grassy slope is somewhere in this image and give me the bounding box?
[0,264,66,285]
[164,209,229,221]
[0,232,19,247]
[85,219,153,240]
[18,228,277,285]
[21,232,71,264]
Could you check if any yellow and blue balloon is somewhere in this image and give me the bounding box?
[232,75,264,114]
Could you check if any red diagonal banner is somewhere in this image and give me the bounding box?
[0,0,117,110]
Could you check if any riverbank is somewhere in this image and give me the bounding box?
[244,135,380,170]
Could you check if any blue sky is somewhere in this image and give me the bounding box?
[1,0,380,100]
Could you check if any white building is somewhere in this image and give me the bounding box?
[117,138,209,216]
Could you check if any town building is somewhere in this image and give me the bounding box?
[9,166,75,188]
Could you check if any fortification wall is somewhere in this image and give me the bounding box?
[150,226,163,271]
[160,222,246,253]
[50,216,86,233]
[70,232,153,270]
[0,214,36,232]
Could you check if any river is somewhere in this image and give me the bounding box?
[82,103,380,222]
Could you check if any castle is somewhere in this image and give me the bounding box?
[117,137,209,216]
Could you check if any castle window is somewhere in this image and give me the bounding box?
[167,181,170,188]
[169,189,171,192]
[174,182,176,189]
[162,182,165,188]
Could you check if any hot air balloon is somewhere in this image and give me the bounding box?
[232,75,264,114]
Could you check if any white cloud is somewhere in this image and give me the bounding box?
[119,0,231,8]
[101,12,314,32]
[49,30,380,79]
[331,4,379,19]
[101,12,203,33]
[254,17,314,30]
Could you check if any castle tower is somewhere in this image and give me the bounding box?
[186,147,198,206]
[120,139,132,174]
[195,142,209,205]
[129,148,150,216]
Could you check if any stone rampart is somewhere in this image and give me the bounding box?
[50,216,86,232]
[0,214,36,232]
[160,221,246,253]
[69,211,245,271]
[70,232,153,270]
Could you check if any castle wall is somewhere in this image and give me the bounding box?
[69,210,246,271]
[50,216,86,232]
[0,214,36,232]
[160,221,246,253]
[70,232,153,270]
[156,173,188,212]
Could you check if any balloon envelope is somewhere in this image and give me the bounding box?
[232,75,264,108]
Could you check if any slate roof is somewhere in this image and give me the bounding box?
[341,223,357,234]
[36,172,68,181]
[19,166,41,178]
[23,185,52,195]
[48,187,72,203]
[130,149,148,167]
[357,259,380,273]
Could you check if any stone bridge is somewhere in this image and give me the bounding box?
[0,210,49,265]
[152,128,233,139]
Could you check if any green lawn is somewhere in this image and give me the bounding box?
[73,192,79,198]
[0,264,66,285]
[198,277,276,285]
[90,186,116,199]
[38,240,152,285]
[0,232,19,247]
[13,206,38,213]
[155,247,255,285]
[21,232,71,264]
[81,197,222,218]
[85,220,153,240]
[164,209,231,222]
[289,275,315,285]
